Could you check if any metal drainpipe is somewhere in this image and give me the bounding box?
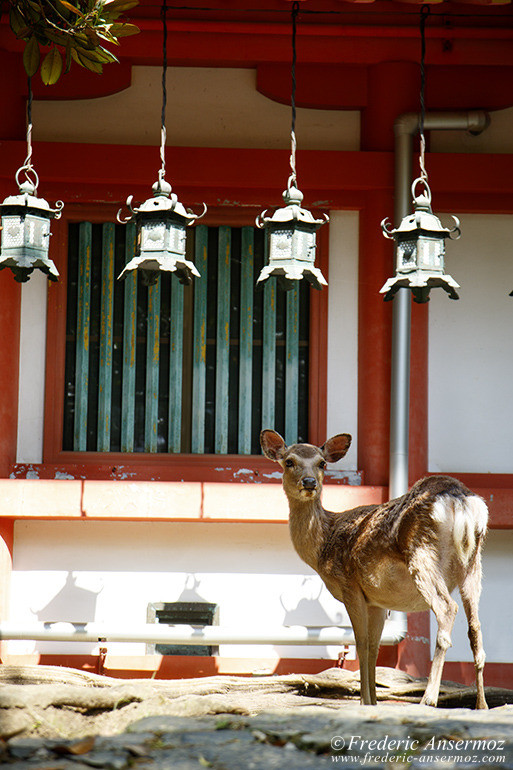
[389,110,489,500]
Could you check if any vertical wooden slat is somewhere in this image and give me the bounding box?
[238,227,254,454]
[191,225,208,453]
[73,222,92,451]
[97,223,115,451]
[168,279,184,453]
[215,226,231,453]
[121,222,137,452]
[285,286,299,444]
[261,277,276,430]
[145,278,161,452]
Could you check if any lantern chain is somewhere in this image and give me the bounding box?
[159,0,168,187]
[418,5,430,186]
[16,76,39,193]
[288,1,299,190]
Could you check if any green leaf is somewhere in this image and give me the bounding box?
[41,47,63,85]
[58,1,84,16]
[71,46,103,73]
[65,42,73,73]
[109,22,139,37]
[45,30,69,46]
[102,0,139,13]
[96,30,120,46]
[23,36,40,77]
[94,45,119,63]
[9,6,29,37]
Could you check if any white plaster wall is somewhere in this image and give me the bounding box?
[428,214,513,474]
[326,211,359,469]
[9,519,355,661]
[16,273,48,465]
[33,66,360,150]
[430,531,513,663]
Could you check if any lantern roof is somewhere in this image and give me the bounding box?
[257,185,328,229]
[122,178,207,223]
[382,181,460,241]
[1,180,63,219]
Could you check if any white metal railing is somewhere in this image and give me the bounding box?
[0,615,407,647]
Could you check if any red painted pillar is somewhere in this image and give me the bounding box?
[357,190,393,486]
[360,61,431,675]
[0,51,25,478]
[362,62,420,152]
[360,61,429,485]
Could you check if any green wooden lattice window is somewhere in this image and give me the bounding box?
[63,221,310,454]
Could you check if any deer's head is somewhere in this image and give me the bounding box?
[260,430,351,501]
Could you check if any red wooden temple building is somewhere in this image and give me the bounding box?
[0,0,512,686]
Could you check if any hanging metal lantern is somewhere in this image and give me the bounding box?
[380,178,461,304]
[117,178,206,286]
[256,184,328,291]
[256,2,328,292]
[118,0,205,286]
[0,169,62,283]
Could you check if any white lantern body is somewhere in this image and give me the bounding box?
[0,188,61,282]
[256,185,328,291]
[118,181,205,286]
[138,212,187,263]
[396,230,445,275]
[381,185,460,303]
[268,222,317,268]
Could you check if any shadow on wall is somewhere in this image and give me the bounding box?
[176,574,210,604]
[275,576,347,661]
[32,572,102,655]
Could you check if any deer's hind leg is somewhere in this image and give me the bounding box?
[408,551,458,707]
[459,540,487,710]
[367,605,386,705]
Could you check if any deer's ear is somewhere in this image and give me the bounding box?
[321,434,351,463]
[260,430,287,461]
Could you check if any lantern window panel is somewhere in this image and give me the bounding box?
[397,239,417,271]
[418,236,444,270]
[62,220,311,455]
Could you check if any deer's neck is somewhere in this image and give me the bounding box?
[287,496,332,572]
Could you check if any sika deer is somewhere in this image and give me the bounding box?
[261,430,488,709]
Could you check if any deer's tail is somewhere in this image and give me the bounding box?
[452,496,488,567]
[432,492,488,567]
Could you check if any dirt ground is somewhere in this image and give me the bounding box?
[1,664,513,740]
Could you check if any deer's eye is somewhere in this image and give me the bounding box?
[319,460,327,470]
[285,459,294,468]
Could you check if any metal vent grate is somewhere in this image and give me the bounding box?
[147,601,219,656]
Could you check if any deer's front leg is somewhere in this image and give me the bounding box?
[344,591,372,705]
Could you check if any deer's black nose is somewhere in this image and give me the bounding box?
[302,477,317,490]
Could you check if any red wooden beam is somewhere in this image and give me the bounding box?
[0,142,511,203]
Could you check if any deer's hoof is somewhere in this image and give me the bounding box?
[420,695,438,708]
